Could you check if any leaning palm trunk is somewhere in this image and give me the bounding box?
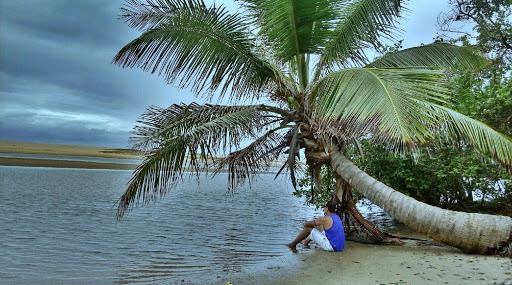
[330,151,512,254]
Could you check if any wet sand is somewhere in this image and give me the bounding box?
[218,239,512,285]
[0,157,139,169]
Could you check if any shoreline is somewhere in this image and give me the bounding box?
[0,141,142,159]
[0,157,274,174]
[0,141,279,172]
[216,239,512,285]
[0,157,139,170]
[0,141,142,170]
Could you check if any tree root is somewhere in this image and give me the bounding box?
[335,174,391,240]
[492,241,512,257]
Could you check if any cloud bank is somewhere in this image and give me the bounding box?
[0,0,451,147]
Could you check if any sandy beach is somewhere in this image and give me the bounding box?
[219,239,512,285]
[0,141,142,158]
[0,141,282,171]
[0,141,142,169]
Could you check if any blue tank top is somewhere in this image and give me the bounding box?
[325,214,345,252]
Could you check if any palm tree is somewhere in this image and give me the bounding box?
[113,0,512,253]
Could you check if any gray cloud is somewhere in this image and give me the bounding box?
[0,0,196,147]
[2,1,124,47]
[0,110,132,147]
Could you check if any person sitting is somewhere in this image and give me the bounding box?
[286,201,345,251]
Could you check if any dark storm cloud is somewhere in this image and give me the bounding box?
[0,0,194,147]
[2,0,124,47]
[0,112,131,147]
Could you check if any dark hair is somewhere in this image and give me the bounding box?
[325,201,338,213]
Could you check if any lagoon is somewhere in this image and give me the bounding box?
[1,164,325,284]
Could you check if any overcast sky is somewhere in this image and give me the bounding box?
[0,0,464,148]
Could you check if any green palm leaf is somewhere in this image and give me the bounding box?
[312,67,451,151]
[113,1,278,100]
[312,66,512,167]
[117,103,278,218]
[367,43,488,70]
[316,0,405,76]
[434,105,512,167]
[119,0,182,31]
[244,0,340,61]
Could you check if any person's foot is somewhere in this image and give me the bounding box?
[285,243,298,253]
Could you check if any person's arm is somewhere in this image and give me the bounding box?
[304,216,329,228]
[303,220,316,228]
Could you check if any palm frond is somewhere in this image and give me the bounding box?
[316,0,405,76]
[311,67,451,152]
[243,0,341,62]
[120,0,183,31]
[215,128,286,192]
[367,43,488,70]
[113,1,279,100]
[131,103,268,151]
[117,103,279,219]
[311,65,512,167]
[434,105,512,168]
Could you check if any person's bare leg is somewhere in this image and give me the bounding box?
[301,238,312,247]
[286,226,313,248]
[302,225,323,247]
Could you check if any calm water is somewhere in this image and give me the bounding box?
[0,163,398,284]
[0,164,325,284]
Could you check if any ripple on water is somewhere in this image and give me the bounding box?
[0,165,400,284]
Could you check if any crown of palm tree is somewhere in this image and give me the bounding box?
[113,0,512,219]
